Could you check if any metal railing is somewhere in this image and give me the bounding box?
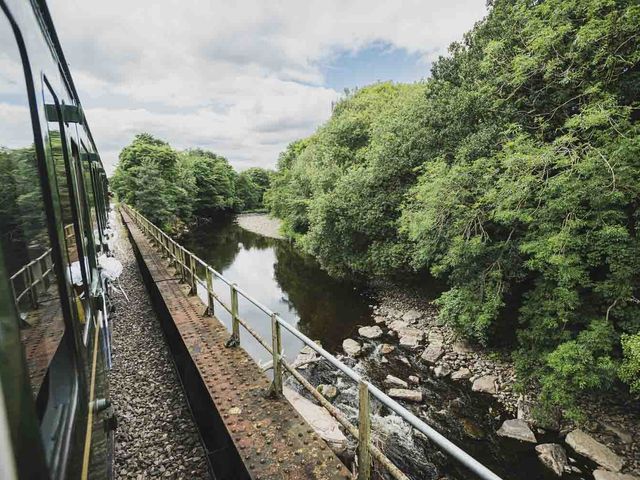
[122,204,503,480]
[9,224,74,315]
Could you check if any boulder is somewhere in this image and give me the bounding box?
[385,307,402,319]
[600,422,633,445]
[408,375,420,384]
[535,443,568,476]
[358,325,383,339]
[342,338,362,357]
[387,388,423,402]
[421,343,443,364]
[379,344,395,355]
[399,329,423,348]
[402,309,422,323]
[452,339,474,354]
[434,365,451,378]
[451,367,472,381]
[428,330,445,344]
[565,429,624,472]
[471,375,497,394]
[593,470,640,480]
[317,384,338,400]
[388,319,409,334]
[292,344,320,369]
[284,388,347,453]
[497,419,537,443]
[373,316,386,324]
[385,375,408,388]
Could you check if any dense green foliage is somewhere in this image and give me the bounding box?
[111,134,272,231]
[266,0,640,417]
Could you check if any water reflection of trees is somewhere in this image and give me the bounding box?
[273,242,371,352]
[182,217,275,272]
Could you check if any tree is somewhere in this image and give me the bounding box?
[179,149,237,217]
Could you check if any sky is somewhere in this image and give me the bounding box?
[45,1,487,175]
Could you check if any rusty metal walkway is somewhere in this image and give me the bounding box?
[121,208,351,480]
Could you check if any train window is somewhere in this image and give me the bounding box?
[42,82,93,308]
[69,138,98,275]
[80,143,102,247]
[0,13,79,474]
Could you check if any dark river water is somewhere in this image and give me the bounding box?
[182,217,591,480]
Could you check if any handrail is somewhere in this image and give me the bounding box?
[121,203,503,480]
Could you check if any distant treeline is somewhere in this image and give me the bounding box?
[111,133,272,231]
[266,0,640,419]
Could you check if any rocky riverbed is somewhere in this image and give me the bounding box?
[325,286,640,479]
[109,216,210,479]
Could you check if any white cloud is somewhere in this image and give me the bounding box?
[47,0,487,175]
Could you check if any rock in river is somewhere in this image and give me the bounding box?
[434,365,451,378]
[385,375,408,388]
[358,325,383,339]
[421,343,443,364]
[565,429,625,472]
[379,344,395,355]
[387,388,423,403]
[402,309,422,323]
[535,443,568,476]
[471,375,497,394]
[593,470,640,480]
[451,367,472,381]
[342,338,362,357]
[399,329,423,348]
[284,388,347,454]
[497,419,537,443]
[317,384,338,400]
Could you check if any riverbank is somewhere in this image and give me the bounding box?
[235,212,284,240]
[365,285,640,479]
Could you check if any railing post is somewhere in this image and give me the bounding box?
[27,265,38,309]
[179,247,186,282]
[189,254,197,295]
[226,283,240,346]
[358,380,371,480]
[40,256,48,291]
[171,241,178,269]
[268,313,283,397]
[10,277,19,315]
[205,268,215,317]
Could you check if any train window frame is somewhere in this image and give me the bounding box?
[80,141,104,249]
[42,76,92,302]
[69,137,99,280]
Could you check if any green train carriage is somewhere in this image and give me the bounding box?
[0,0,114,478]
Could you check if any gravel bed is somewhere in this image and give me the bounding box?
[109,218,210,479]
[236,213,284,239]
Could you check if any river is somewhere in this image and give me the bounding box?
[181,216,590,480]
